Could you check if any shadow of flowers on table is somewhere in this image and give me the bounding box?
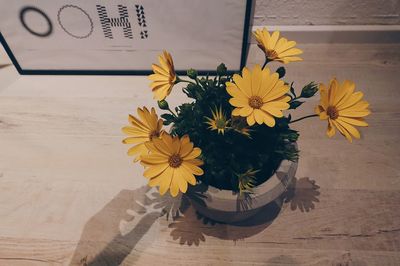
[168,183,283,246]
[168,202,281,246]
[168,176,321,246]
[70,176,322,264]
[282,177,321,212]
[69,185,189,266]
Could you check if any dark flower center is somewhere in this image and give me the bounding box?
[327,106,339,120]
[149,130,160,140]
[267,49,278,59]
[169,73,176,84]
[216,119,226,129]
[249,96,263,109]
[169,154,182,168]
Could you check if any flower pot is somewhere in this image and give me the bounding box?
[190,154,298,224]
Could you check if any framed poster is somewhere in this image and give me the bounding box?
[0,0,252,75]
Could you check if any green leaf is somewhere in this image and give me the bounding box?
[290,82,296,98]
[290,100,304,109]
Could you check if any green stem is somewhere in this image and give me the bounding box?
[167,107,178,118]
[178,78,197,86]
[289,114,318,124]
[290,96,301,102]
[262,57,270,69]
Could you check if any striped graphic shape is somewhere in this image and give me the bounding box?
[96,4,133,39]
[135,5,148,39]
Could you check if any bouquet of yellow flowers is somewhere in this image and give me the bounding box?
[122,27,371,202]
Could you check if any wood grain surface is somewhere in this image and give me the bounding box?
[0,43,399,265]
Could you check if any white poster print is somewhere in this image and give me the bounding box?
[0,0,250,72]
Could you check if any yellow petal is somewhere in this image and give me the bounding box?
[127,143,147,157]
[278,48,303,57]
[143,163,169,179]
[182,162,204,176]
[269,30,280,49]
[319,83,329,109]
[337,119,361,139]
[152,64,169,76]
[140,154,169,164]
[262,99,289,109]
[162,133,174,147]
[186,159,204,166]
[153,85,171,101]
[326,119,336,138]
[169,170,180,197]
[254,109,264,124]
[241,67,252,89]
[239,106,253,117]
[344,100,370,112]
[226,84,247,99]
[263,83,289,102]
[151,138,173,155]
[122,136,148,144]
[158,167,173,195]
[337,117,368,127]
[251,64,262,95]
[122,125,148,136]
[261,105,283,118]
[232,108,241,116]
[233,73,251,98]
[337,91,364,110]
[333,80,354,106]
[318,110,328,120]
[158,56,170,73]
[177,165,197,185]
[148,73,169,82]
[261,111,276,127]
[260,71,279,99]
[229,97,248,108]
[144,142,159,153]
[281,56,303,63]
[174,168,189,193]
[328,78,339,106]
[339,109,371,118]
[332,120,353,142]
[275,39,296,53]
[246,114,256,126]
[180,141,194,158]
[315,105,324,115]
[172,136,181,153]
[184,147,201,160]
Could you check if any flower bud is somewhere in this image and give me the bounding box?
[157,100,169,110]
[217,63,227,76]
[300,82,318,98]
[276,66,286,78]
[187,68,198,79]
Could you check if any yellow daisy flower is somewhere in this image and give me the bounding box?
[253,27,303,64]
[141,134,204,197]
[122,107,164,161]
[315,78,371,142]
[205,106,230,135]
[226,65,291,127]
[148,50,177,101]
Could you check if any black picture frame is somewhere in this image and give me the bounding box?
[0,0,252,76]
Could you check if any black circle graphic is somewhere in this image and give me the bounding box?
[57,5,93,39]
[20,6,53,37]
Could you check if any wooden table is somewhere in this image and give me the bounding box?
[0,43,399,265]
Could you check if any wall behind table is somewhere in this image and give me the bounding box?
[254,0,400,25]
